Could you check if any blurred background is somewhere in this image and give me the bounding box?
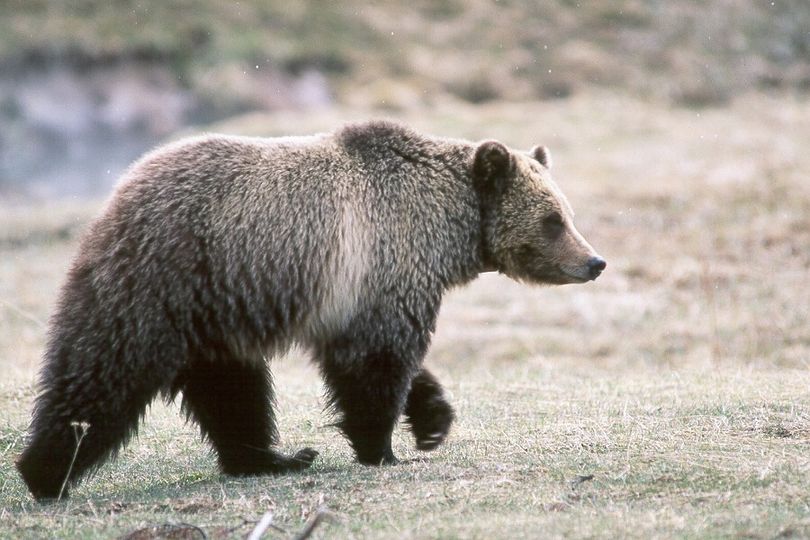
[1,0,809,199]
[1,1,809,376]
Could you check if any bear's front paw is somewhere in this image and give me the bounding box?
[233,447,318,475]
[408,396,455,451]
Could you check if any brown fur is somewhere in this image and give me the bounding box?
[17,120,603,499]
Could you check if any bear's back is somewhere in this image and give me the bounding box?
[79,122,482,351]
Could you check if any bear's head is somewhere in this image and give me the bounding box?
[473,140,605,285]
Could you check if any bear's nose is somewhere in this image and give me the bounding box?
[587,256,607,280]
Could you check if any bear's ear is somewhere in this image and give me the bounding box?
[531,145,552,168]
[473,140,513,194]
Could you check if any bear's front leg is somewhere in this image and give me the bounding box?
[405,368,455,451]
[316,314,427,465]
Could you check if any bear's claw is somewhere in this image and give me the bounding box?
[415,431,446,451]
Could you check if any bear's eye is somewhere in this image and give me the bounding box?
[543,212,564,239]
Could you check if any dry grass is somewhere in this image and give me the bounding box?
[1,93,810,538]
[3,1,809,105]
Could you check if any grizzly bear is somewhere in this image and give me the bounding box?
[17,120,605,500]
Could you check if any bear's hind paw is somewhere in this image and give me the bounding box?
[415,431,447,451]
[409,397,455,452]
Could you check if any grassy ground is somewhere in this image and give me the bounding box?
[2,93,810,538]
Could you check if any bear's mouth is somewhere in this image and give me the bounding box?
[560,272,589,283]
[559,265,594,284]
[519,266,588,285]
[507,248,597,285]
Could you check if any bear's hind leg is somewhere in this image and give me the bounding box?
[317,327,423,466]
[178,356,317,476]
[17,351,167,500]
[404,368,455,451]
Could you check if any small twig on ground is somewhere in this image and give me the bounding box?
[57,421,90,502]
[223,517,287,537]
[294,506,338,540]
[247,512,274,540]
